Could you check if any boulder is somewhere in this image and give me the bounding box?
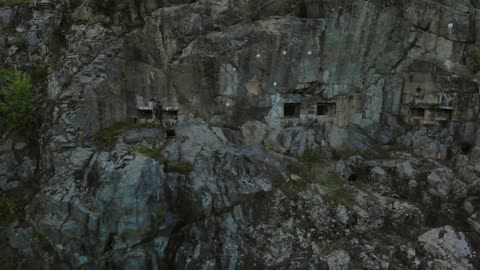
[418,226,473,270]
[327,250,351,270]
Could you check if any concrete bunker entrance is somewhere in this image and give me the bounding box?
[164,109,178,120]
[317,103,336,117]
[284,103,300,118]
[138,108,153,118]
[411,108,425,118]
[434,108,453,121]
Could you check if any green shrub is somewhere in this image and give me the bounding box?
[16,36,28,50]
[264,138,274,150]
[467,49,480,74]
[0,69,40,138]
[31,61,49,85]
[156,208,167,220]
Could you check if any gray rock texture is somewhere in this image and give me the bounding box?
[0,0,480,269]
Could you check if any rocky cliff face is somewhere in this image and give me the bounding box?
[1,0,480,269]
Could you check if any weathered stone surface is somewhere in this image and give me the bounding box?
[327,250,351,270]
[1,0,480,269]
[418,226,473,270]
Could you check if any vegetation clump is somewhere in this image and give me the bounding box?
[0,69,40,138]
[93,122,160,150]
[0,0,32,7]
[32,228,54,252]
[156,208,167,220]
[93,122,136,149]
[283,149,356,207]
[264,138,274,150]
[165,161,194,174]
[300,150,324,163]
[134,144,162,159]
[15,36,28,50]
[320,172,356,208]
[0,195,27,231]
[467,49,480,74]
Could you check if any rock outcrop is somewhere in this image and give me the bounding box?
[0,0,479,269]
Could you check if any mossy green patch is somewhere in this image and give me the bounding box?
[332,148,361,160]
[300,150,323,163]
[156,208,167,220]
[0,195,27,231]
[93,122,136,149]
[322,184,356,209]
[93,122,157,150]
[16,36,28,49]
[165,161,193,174]
[134,144,162,159]
[282,151,357,208]
[1,0,32,7]
[264,138,274,150]
[286,163,304,176]
[32,228,54,252]
[467,49,480,74]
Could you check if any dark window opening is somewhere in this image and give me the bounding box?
[438,120,449,128]
[434,108,453,120]
[439,95,449,107]
[410,74,414,82]
[317,103,336,116]
[298,3,308,18]
[416,87,422,93]
[411,108,425,118]
[164,110,178,121]
[166,129,176,138]
[461,142,473,155]
[138,109,153,118]
[283,103,300,118]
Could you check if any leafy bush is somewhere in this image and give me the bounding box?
[467,49,480,74]
[0,69,39,138]
[264,138,274,150]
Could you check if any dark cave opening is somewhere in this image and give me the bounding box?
[461,142,473,155]
[166,129,176,138]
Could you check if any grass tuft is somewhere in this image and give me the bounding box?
[134,144,162,159]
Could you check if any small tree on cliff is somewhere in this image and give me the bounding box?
[0,69,40,138]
